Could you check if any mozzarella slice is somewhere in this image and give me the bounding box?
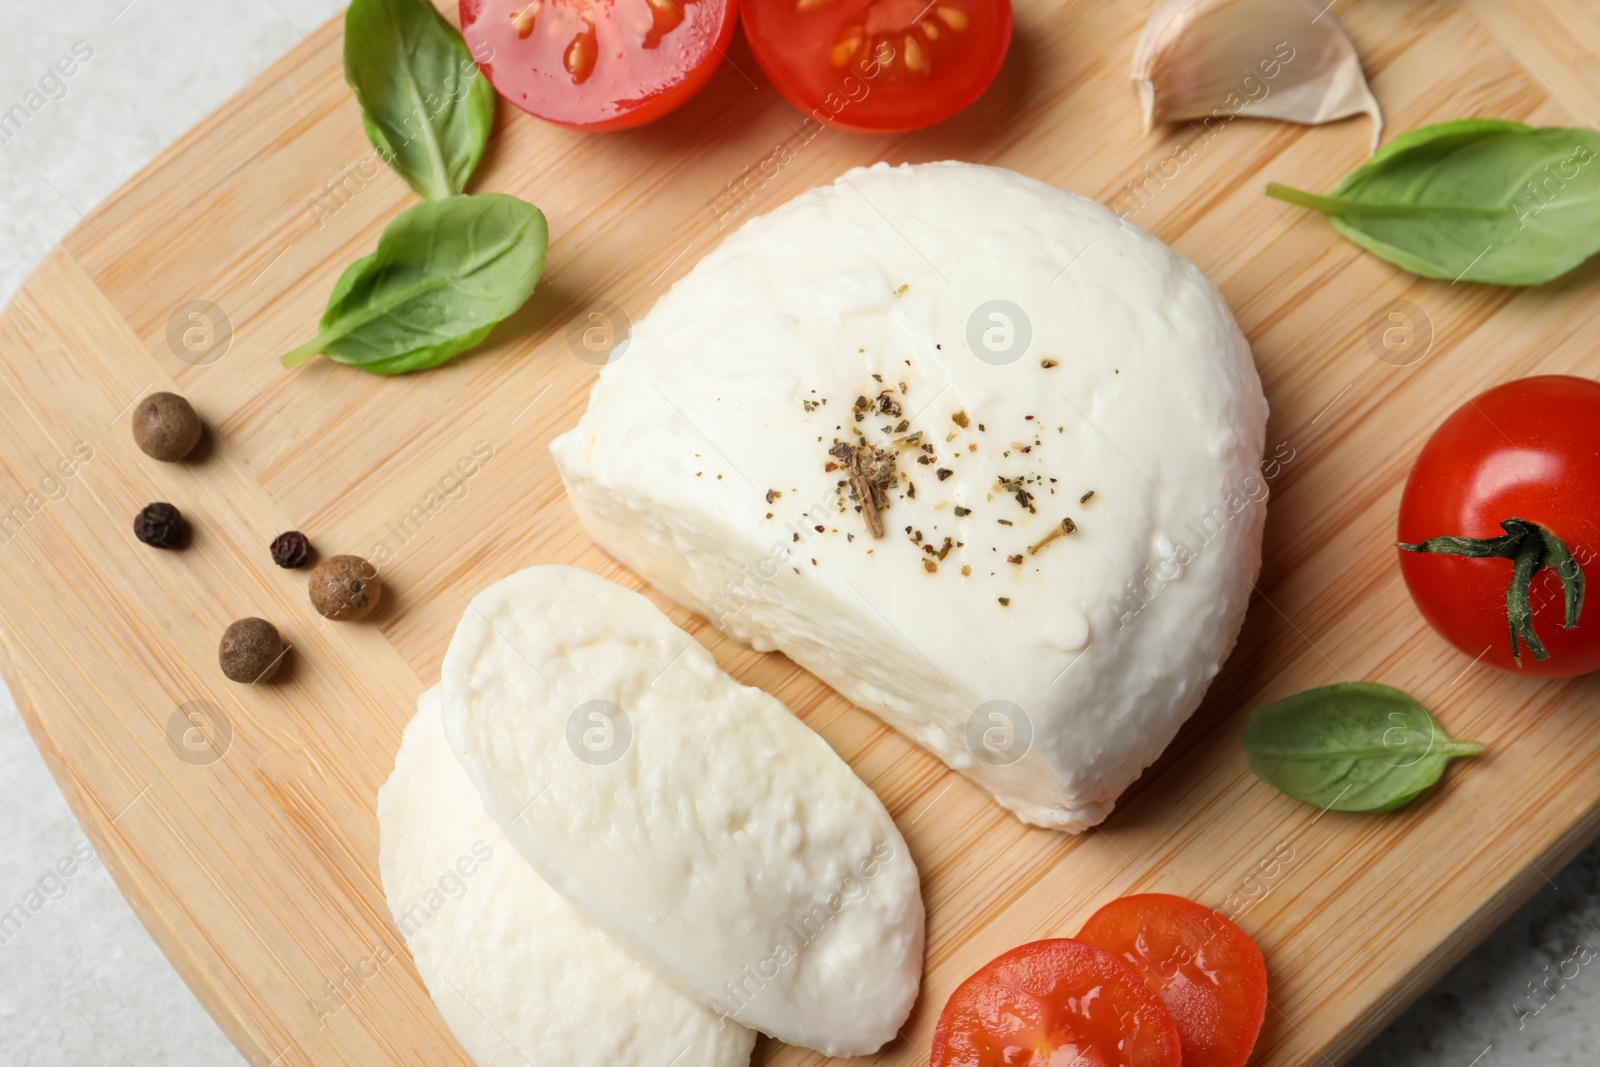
[551,160,1269,832]
[440,565,925,1057]
[378,687,756,1067]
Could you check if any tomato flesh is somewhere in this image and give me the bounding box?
[741,0,1011,132]
[931,938,1182,1067]
[1077,894,1268,1067]
[1398,375,1600,677]
[462,0,738,130]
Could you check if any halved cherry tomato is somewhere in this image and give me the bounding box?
[461,0,738,130]
[740,0,1011,132]
[1398,376,1600,677]
[931,938,1182,1067]
[1077,894,1268,1067]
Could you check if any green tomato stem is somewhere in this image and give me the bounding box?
[1398,517,1586,665]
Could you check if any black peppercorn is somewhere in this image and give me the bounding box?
[270,530,312,569]
[134,502,187,549]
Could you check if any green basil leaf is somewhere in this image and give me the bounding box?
[1265,120,1600,285]
[360,109,398,170]
[1242,682,1484,812]
[344,0,496,200]
[280,193,547,374]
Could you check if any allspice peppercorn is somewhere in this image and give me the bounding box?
[219,618,286,683]
[133,502,188,549]
[309,555,382,620]
[271,530,312,569]
[131,392,203,462]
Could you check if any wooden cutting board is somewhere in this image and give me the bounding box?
[4,1,1600,1063]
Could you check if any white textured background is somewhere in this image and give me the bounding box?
[0,2,1597,1065]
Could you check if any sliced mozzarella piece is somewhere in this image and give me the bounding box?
[378,687,755,1067]
[440,565,924,1056]
[551,160,1268,832]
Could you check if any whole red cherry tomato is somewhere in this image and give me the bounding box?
[931,938,1182,1067]
[1398,375,1600,676]
[740,0,1011,132]
[1077,894,1268,1067]
[461,0,739,130]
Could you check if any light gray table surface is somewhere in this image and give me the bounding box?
[1,2,1597,1064]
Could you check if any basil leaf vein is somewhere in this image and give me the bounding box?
[344,0,495,200]
[1242,682,1484,812]
[280,193,547,375]
[1266,120,1600,285]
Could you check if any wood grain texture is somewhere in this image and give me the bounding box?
[2,1,1598,1064]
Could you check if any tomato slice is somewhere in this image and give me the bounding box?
[741,0,1012,132]
[460,0,738,130]
[931,938,1183,1067]
[1077,895,1268,1067]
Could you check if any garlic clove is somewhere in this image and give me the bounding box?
[1133,0,1382,150]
